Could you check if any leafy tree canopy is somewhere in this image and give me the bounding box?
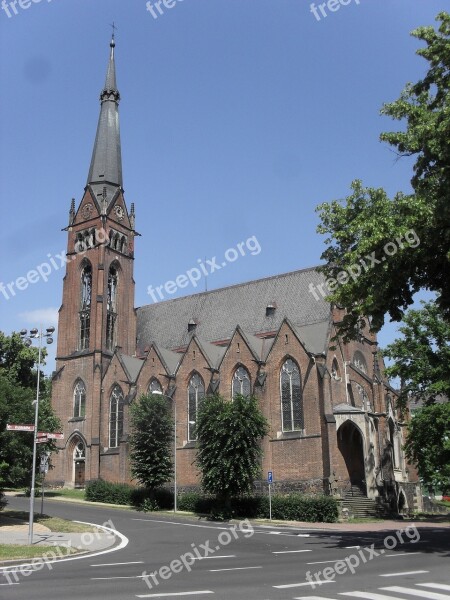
[196,394,269,503]
[0,332,60,486]
[383,301,450,411]
[404,402,450,495]
[129,394,174,491]
[316,12,450,341]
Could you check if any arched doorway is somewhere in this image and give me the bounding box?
[338,421,365,491]
[72,438,86,488]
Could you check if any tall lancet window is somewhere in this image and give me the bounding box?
[280,358,304,432]
[232,366,251,399]
[106,266,118,351]
[79,264,92,350]
[109,385,124,448]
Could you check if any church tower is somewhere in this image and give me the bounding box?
[50,37,137,487]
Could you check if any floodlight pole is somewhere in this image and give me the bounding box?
[20,325,54,545]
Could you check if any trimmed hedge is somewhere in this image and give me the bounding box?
[85,480,338,522]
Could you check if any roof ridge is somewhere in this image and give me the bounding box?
[137,264,324,310]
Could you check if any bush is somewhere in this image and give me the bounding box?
[84,480,338,522]
[85,480,133,505]
[0,490,6,512]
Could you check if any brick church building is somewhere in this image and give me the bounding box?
[49,38,422,512]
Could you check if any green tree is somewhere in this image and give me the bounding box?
[404,403,450,495]
[129,394,174,494]
[383,301,450,412]
[196,394,269,509]
[316,12,450,341]
[0,332,60,487]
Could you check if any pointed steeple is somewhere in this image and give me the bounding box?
[87,36,123,204]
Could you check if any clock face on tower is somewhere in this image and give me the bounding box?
[114,205,125,221]
[81,203,93,220]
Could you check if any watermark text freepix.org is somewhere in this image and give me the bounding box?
[0,227,109,302]
[146,0,184,20]
[1,519,116,584]
[1,0,53,19]
[147,235,262,303]
[310,0,361,22]
[308,229,420,301]
[305,524,420,588]
[141,518,254,591]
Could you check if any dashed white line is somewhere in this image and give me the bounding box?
[379,570,429,577]
[274,580,333,589]
[90,561,144,567]
[272,550,312,554]
[209,566,262,573]
[192,555,236,560]
[383,552,422,557]
[136,592,214,598]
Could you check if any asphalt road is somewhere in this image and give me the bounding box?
[1,496,449,600]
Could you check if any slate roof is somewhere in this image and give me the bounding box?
[119,353,144,383]
[137,267,332,357]
[87,38,123,204]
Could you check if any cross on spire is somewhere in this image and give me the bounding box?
[110,21,118,40]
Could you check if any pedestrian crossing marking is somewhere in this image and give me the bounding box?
[382,586,450,600]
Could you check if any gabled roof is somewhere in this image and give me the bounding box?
[137,267,331,352]
[118,353,144,383]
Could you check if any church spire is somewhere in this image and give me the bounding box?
[87,36,123,200]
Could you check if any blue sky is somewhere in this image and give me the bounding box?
[0,0,444,372]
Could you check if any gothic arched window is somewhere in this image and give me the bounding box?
[280,358,303,432]
[353,351,368,374]
[148,378,162,394]
[188,373,205,441]
[109,385,124,448]
[232,366,251,399]
[106,266,118,351]
[73,380,86,418]
[79,263,92,350]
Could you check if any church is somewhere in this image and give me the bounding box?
[49,38,422,513]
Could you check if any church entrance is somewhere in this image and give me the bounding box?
[338,420,365,493]
[73,440,86,488]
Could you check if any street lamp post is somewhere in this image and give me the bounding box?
[153,391,177,513]
[20,326,54,544]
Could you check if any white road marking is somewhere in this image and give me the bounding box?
[382,552,422,557]
[272,550,312,554]
[90,561,144,567]
[345,546,360,549]
[0,582,20,586]
[132,518,230,531]
[274,580,333,588]
[379,570,429,577]
[307,559,342,565]
[418,584,450,592]
[136,592,214,598]
[192,555,236,560]
[0,521,128,571]
[92,575,156,580]
[340,592,413,599]
[209,566,262,572]
[382,586,450,599]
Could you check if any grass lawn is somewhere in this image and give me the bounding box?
[1,510,95,533]
[43,488,86,500]
[0,544,78,561]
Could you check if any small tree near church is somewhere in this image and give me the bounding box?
[129,394,173,497]
[196,394,269,513]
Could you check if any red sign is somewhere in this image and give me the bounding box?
[38,432,64,440]
[36,435,49,444]
[6,424,35,432]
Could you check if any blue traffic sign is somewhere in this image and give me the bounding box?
[268,471,273,483]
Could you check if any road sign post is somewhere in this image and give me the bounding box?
[268,471,273,521]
